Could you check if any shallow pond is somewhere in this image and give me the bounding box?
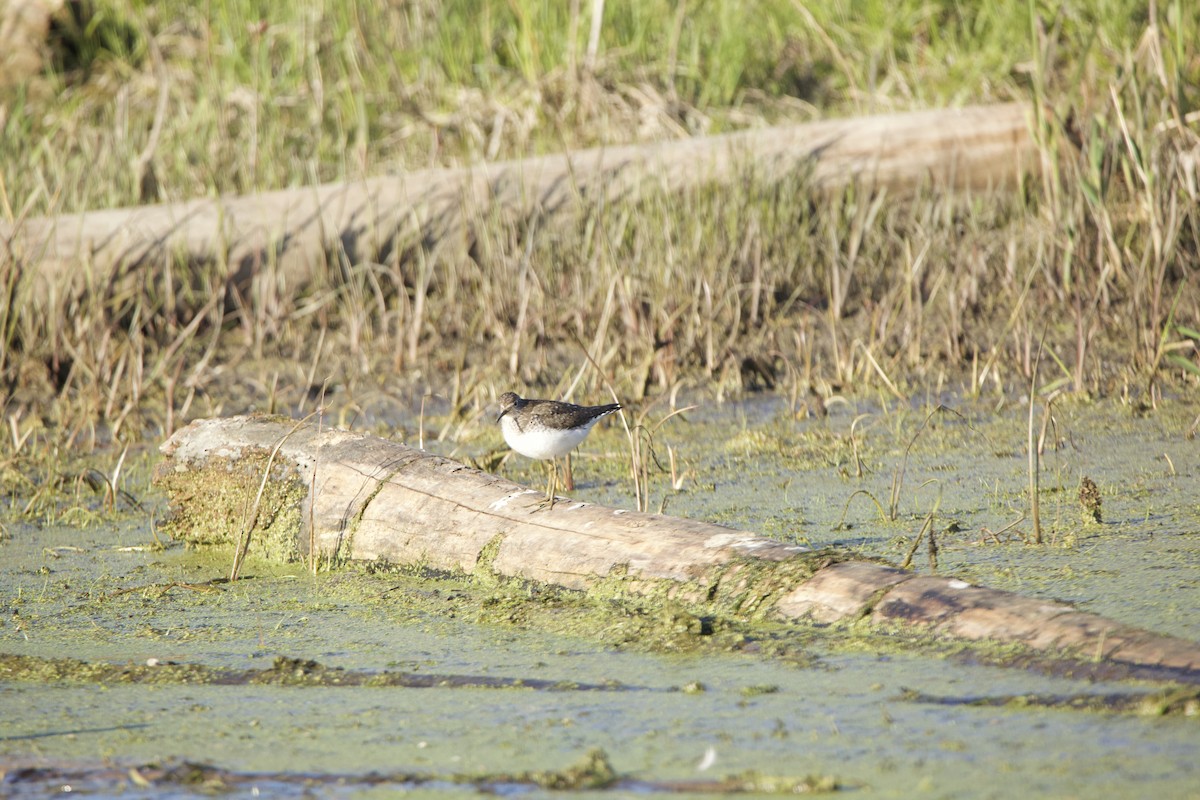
[571,392,1200,643]
[2,393,1198,797]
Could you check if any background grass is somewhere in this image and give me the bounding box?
[7,0,1178,211]
[1,0,1198,487]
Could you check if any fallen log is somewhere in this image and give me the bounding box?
[8,103,1037,308]
[154,415,1200,678]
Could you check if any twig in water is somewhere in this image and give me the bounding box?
[309,406,324,575]
[835,489,888,529]
[978,515,1025,545]
[927,523,939,572]
[1028,329,1048,544]
[889,404,957,520]
[103,580,223,601]
[901,512,935,570]
[848,414,871,478]
[231,412,318,581]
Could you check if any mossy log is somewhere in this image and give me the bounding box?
[10,103,1035,307]
[155,415,1200,678]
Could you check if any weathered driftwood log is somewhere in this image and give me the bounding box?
[154,415,1200,678]
[9,103,1036,307]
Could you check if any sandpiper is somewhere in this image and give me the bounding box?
[496,391,621,505]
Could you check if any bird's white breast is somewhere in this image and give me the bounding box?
[500,416,593,459]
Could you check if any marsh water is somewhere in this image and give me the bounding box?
[2,393,1199,797]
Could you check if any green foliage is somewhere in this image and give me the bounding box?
[5,0,1194,213]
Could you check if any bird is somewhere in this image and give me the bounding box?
[496,391,621,506]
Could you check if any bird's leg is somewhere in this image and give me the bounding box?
[544,459,558,509]
[563,452,575,491]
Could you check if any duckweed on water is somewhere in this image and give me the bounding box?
[0,653,630,691]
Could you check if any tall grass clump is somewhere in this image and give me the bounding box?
[0,0,1197,470]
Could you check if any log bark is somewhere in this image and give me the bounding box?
[154,415,1200,679]
[8,103,1036,307]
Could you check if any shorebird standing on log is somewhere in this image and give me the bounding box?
[496,392,621,507]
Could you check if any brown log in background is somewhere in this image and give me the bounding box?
[6,103,1036,307]
[155,416,1200,680]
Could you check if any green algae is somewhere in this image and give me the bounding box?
[4,395,1200,798]
[2,527,1198,799]
[582,550,850,623]
[0,652,629,691]
[0,749,842,796]
[898,686,1200,716]
[576,394,1200,642]
[154,450,307,563]
[518,747,618,790]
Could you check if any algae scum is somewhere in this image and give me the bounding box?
[3,396,1200,798]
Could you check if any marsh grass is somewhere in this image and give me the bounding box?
[1,0,1199,517]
